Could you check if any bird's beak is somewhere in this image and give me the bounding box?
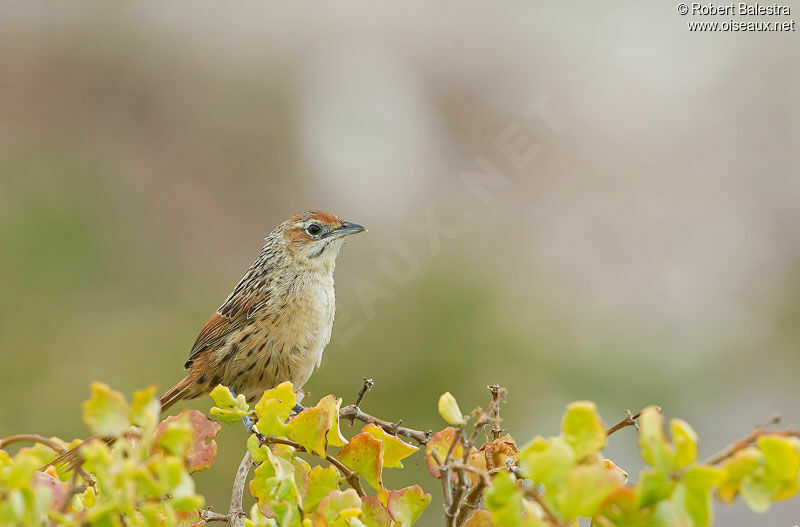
[330,221,367,237]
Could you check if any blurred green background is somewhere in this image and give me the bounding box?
[1,2,799,525]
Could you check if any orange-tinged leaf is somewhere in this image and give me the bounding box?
[32,471,69,511]
[254,381,296,436]
[287,405,332,458]
[314,489,362,527]
[184,410,221,472]
[464,510,497,527]
[362,424,418,468]
[337,432,384,490]
[387,485,431,527]
[361,495,393,527]
[425,427,464,480]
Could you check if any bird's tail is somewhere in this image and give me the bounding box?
[157,374,194,413]
[44,376,195,471]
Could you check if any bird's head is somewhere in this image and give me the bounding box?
[277,210,366,271]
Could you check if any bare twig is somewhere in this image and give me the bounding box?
[354,378,374,409]
[605,409,644,436]
[702,427,800,465]
[0,433,69,453]
[526,490,563,527]
[453,479,487,527]
[261,436,366,497]
[198,451,251,526]
[339,404,429,445]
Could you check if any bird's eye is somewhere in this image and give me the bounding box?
[306,223,323,237]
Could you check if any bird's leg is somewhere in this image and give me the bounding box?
[228,388,260,437]
[292,404,306,414]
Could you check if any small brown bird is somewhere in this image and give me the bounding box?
[159,210,365,409]
[51,210,364,468]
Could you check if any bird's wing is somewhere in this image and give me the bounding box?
[184,283,269,368]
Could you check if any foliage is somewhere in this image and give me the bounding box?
[1,382,799,527]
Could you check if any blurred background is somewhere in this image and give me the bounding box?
[1,1,799,524]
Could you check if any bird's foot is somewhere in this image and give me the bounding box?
[292,404,306,414]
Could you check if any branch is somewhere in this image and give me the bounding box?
[199,450,252,526]
[605,409,644,436]
[261,436,366,497]
[702,426,800,465]
[339,404,429,445]
[2,434,93,485]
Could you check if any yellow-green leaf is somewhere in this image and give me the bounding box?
[130,386,160,430]
[287,406,333,458]
[671,419,698,470]
[561,401,606,459]
[82,382,130,436]
[438,392,465,426]
[386,485,431,527]
[317,395,349,448]
[303,466,340,513]
[556,463,625,519]
[362,424,418,468]
[254,382,296,436]
[638,406,674,473]
[637,469,674,509]
[519,436,576,487]
[209,384,249,425]
[337,432,384,491]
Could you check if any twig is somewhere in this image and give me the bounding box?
[339,404,430,445]
[347,377,374,426]
[354,378,373,409]
[702,427,800,465]
[261,436,366,497]
[453,478,487,527]
[2,434,93,485]
[198,451,252,525]
[605,409,644,436]
[0,433,70,453]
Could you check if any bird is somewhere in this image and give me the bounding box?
[49,210,365,469]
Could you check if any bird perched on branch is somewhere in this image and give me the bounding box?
[50,210,365,468]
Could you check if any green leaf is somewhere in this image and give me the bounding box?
[337,432,385,491]
[484,470,523,527]
[560,401,606,459]
[272,500,302,527]
[675,465,722,527]
[636,470,674,509]
[209,384,249,425]
[303,466,340,513]
[555,463,625,519]
[247,433,271,464]
[249,448,300,513]
[638,406,674,473]
[386,485,431,527]
[671,419,698,470]
[254,382,296,436]
[519,436,576,487]
[82,382,130,436]
[362,424,419,468]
